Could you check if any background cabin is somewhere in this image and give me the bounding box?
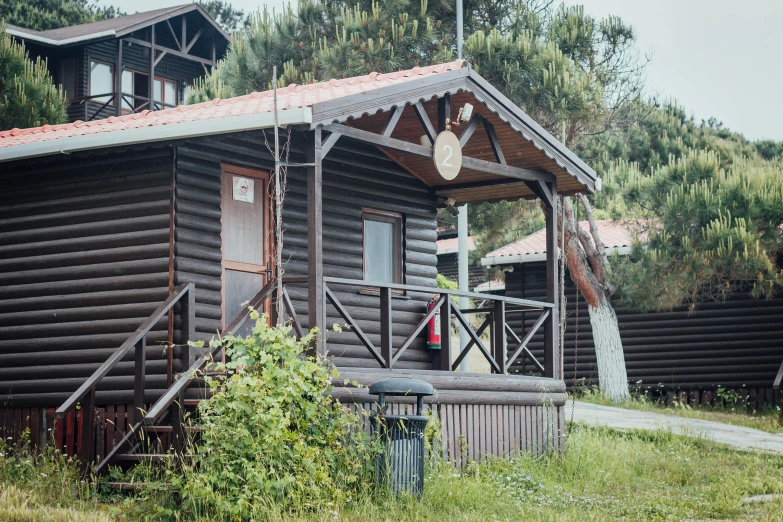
[6,5,229,123]
[482,220,783,408]
[0,61,597,469]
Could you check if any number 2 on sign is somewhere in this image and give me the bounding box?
[442,145,453,167]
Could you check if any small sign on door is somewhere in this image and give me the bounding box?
[232,176,254,203]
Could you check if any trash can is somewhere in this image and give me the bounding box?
[369,378,435,495]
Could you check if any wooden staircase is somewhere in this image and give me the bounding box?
[55,279,279,476]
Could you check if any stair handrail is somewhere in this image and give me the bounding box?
[55,283,196,419]
[143,277,278,425]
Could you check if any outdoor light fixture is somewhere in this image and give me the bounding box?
[456,103,474,125]
[445,197,459,217]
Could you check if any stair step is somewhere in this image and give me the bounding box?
[98,481,150,492]
[145,425,202,433]
[115,453,194,462]
[183,399,205,407]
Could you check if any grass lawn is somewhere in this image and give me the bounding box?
[576,389,783,434]
[4,423,783,521]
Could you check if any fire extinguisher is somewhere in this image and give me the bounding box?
[426,295,441,350]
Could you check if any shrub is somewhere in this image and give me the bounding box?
[0,24,68,131]
[183,313,377,519]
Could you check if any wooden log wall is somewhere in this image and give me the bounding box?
[174,131,439,370]
[436,251,491,288]
[505,262,783,403]
[0,147,174,407]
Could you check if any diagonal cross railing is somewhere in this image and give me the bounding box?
[321,277,554,375]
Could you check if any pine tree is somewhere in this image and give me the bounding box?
[0,24,68,130]
[0,0,123,31]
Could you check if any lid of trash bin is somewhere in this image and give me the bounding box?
[368,378,435,397]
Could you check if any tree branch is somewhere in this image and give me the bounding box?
[577,193,617,296]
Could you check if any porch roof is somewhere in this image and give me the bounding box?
[0,60,597,203]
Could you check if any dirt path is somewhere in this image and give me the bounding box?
[568,400,783,454]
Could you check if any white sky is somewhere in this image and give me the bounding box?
[101,0,783,141]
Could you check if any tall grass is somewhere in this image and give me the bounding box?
[3,423,783,521]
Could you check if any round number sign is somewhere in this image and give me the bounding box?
[433,131,462,180]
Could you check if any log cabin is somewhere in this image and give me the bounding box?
[0,60,598,471]
[6,5,229,123]
[482,220,783,408]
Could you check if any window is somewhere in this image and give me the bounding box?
[153,77,177,108]
[363,209,403,286]
[59,59,76,101]
[89,60,113,104]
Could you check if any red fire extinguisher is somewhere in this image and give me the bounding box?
[426,295,441,350]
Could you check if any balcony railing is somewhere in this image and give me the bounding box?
[319,277,554,375]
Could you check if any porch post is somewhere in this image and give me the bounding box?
[115,39,122,117]
[543,182,560,379]
[149,25,155,111]
[307,128,325,353]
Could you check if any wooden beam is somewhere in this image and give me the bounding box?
[181,16,186,53]
[435,178,530,193]
[524,179,554,208]
[153,50,167,68]
[149,26,155,112]
[165,19,182,51]
[185,28,203,53]
[115,39,123,117]
[307,129,325,354]
[458,114,482,147]
[414,100,436,144]
[382,106,403,137]
[543,184,559,379]
[323,123,432,158]
[437,93,450,133]
[483,119,506,165]
[124,36,215,66]
[462,157,554,183]
[320,131,341,157]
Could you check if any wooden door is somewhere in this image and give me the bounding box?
[220,164,273,330]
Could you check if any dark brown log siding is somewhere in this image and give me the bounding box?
[0,148,174,406]
[506,263,783,390]
[174,132,438,369]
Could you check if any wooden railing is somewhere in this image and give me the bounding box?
[322,277,553,375]
[75,93,177,121]
[55,283,196,470]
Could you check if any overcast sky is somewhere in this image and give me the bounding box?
[104,0,783,141]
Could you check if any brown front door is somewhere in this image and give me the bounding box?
[220,164,273,330]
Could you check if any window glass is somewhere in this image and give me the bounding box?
[89,61,113,103]
[121,70,133,110]
[60,59,76,101]
[165,80,176,106]
[153,79,162,104]
[365,220,395,283]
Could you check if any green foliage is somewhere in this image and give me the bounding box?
[0,24,67,130]
[435,273,457,290]
[594,105,783,311]
[199,0,246,32]
[0,0,123,31]
[183,313,376,518]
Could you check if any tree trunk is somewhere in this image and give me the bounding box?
[556,196,630,403]
[588,297,630,402]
